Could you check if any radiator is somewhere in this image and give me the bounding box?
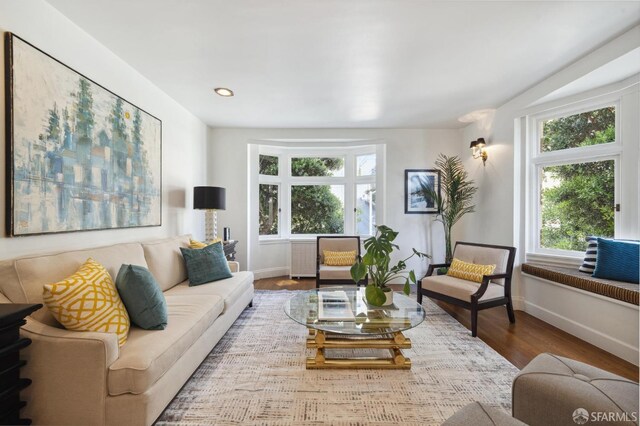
[290,240,317,278]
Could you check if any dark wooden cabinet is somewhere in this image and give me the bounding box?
[223,240,238,261]
[0,304,41,425]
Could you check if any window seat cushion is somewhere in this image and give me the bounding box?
[522,263,639,305]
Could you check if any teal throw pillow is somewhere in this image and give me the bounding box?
[115,264,168,330]
[180,242,233,286]
[592,238,639,284]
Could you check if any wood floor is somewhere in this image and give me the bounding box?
[255,276,639,381]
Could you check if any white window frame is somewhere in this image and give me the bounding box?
[526,97,622,261]
[257,145,380,241]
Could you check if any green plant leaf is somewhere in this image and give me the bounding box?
[409,270,416,284]
[365,285,386,306]
[350,262,367,283]
[403,278,411,295]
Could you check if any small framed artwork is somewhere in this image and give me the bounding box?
[404,169,440,214]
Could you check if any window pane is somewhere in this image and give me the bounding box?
[540,160,614,251]
[291,185,344,234]
[356,154,376,176]
[356,183,376,235]
[259,155,278,176]
[291,157,344,177]
[259,184,278,235]
[540,107,615,153]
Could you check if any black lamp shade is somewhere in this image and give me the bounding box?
[193,186,226,210]
[476,138,486,148]
[469,140,478,149]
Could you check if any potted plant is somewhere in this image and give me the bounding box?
[417,154,477,264]
[350,225,430,306]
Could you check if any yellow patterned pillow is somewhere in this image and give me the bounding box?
[324,250,357,266]
[446,258,496,283]
[189,238,222,249]
[43,258,130,347]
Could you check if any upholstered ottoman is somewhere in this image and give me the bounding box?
[513,353,639,426]
[443,402,526,425]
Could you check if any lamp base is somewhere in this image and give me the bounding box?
[204,210,218,242]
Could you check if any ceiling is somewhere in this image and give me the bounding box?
[48,1,640,129]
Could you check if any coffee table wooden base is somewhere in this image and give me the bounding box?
[305,329,412,369]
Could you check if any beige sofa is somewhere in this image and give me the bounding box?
[0,235,254,426]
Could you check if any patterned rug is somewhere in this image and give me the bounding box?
[156,290,519,425]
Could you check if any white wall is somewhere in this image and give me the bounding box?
[207,128,464,279]
[0,0,208,260]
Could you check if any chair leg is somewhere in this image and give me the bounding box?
[417,290,423,305]
[471,304,478,337]
[506,299,516,323]
[316,278,320,289]
[248,299,253,308]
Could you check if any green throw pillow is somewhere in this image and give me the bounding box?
[180,242,233,286]
[115,264,168,330]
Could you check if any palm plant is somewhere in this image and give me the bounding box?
[418,154,477,263]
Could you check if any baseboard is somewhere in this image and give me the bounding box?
[524,299,639,366]
[253,267,290,280]
[512,296,525,311]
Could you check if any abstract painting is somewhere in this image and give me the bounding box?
[5,33,162,236]
[404,169,440,214]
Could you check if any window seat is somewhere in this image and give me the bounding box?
[522,263,638,306]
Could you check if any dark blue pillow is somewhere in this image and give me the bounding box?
[180,242,232,286]
[116,264,168,330]
[593,238,639,284]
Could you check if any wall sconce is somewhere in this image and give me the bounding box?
[470,138,488,165]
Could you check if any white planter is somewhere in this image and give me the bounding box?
[382,290,394,306]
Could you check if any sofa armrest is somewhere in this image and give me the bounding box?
[21,317,119,425]
[228,261,240,273]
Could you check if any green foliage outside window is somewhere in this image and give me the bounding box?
[539,107,615,251]
[290,157,345,234]
[258,157,346,235]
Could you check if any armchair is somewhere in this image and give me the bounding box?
[316,236,368,288]
[418,241,516,337]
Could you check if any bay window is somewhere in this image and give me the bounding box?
[256,145,381,239]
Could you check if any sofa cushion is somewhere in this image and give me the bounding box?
[319,265,352,280]
[453,244,509,285]
[180,243,232,285]
[141,235,190,291]
[593,238,640,283]
[43,258,130,347]
[422,274,504,302]
[108,293,224,395]
[447,258,496,283]
[116,264,168,330]
[165,271,254,313]
[14,242,147,326]
[323,250,357,266]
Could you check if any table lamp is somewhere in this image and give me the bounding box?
[193,186,226,242]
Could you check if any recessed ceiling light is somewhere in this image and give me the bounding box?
[214,87,234,97]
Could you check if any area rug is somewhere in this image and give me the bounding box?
[156,290,519,425]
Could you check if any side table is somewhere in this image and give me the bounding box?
[223,240,238,261]
[0,303,42,425]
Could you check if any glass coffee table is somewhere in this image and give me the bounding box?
[284,287,425,369]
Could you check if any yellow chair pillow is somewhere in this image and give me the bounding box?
[43,258,130,347]
[324,250,357,266]
[189,238,222,249]
[446,258,496,283]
